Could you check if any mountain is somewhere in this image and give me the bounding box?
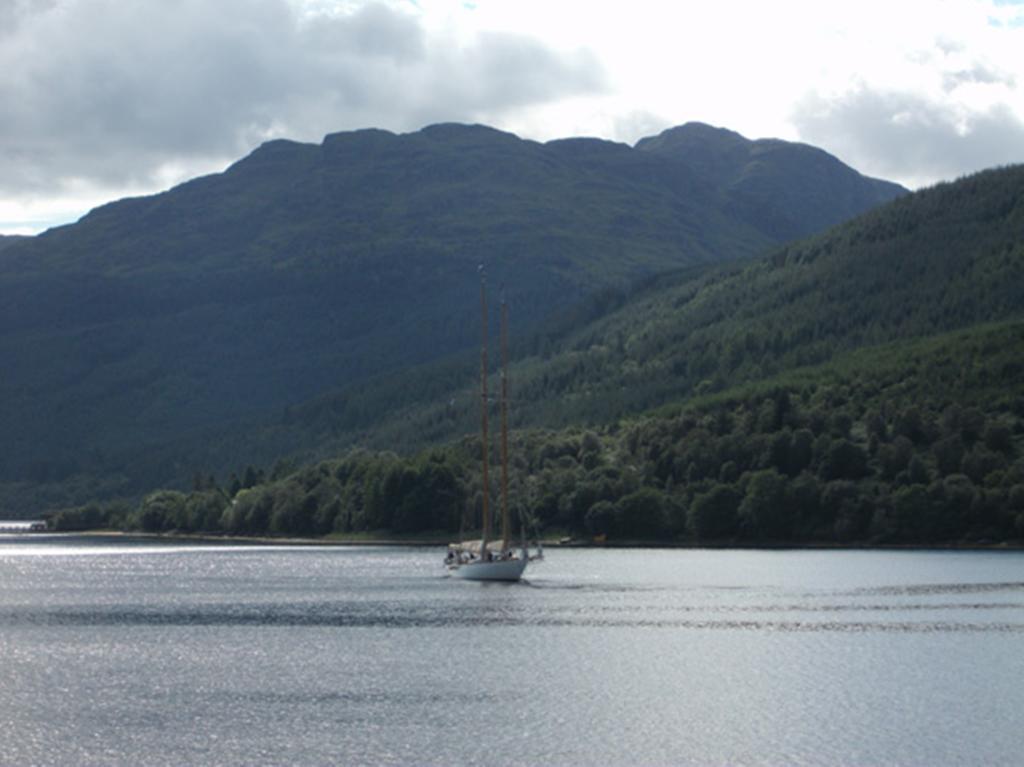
[71,318,1021,544]
[185,163,1022,470]
[0,122,905,512]
[0,234,27,252]
[61,165,1023,545]
[636,122,906,241]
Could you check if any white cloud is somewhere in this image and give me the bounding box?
[470,0,1024,175]
[0,0,604,232]
[1,0,1023,233]
[792,88,1024,188]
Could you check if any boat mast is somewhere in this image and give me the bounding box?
[479,266,491,554]
[500,287,510,551]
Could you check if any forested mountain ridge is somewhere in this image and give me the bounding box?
[210,163,1024,470]
[58,319,1024,545]
[0,234,26,252]
[47,167,1024,544]
[5,122,903,278]
[635,122,907,241]
[0,122,905,512]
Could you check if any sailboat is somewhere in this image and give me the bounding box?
[445,269,540,582]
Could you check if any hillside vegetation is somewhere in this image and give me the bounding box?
[51,165,1024,545]
[0,235,26,252]
[58,320,1024,545]
[0,122,903,510]
[195,164,1024,470]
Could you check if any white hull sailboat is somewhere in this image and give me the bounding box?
[451,553,528,581]
[446,268,540,582]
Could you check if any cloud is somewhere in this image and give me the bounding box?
[792,87,1024,187]
[603,110,669,146]
[942,63,1017,91]
[4,0,1024,232]
[0,0,56,35]
[0,0,604,202]
[785,9,1024,189]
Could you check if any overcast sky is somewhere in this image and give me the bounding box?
[2,0,1023,234]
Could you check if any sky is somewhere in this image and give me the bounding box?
[2,0,1024,235]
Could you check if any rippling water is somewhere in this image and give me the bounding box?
[1,534,1022,766]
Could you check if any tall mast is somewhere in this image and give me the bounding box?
[500,287,510,550]
[479,266,491,553]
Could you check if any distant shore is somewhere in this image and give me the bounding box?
[38,529,1024,551]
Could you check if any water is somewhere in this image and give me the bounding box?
[1,534,1023,766]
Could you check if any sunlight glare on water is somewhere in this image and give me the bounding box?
[1,536,1022,766]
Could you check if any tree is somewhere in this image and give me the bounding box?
[227,488,273,534]
[764,431,792,474]
[241,465,261,490]
[822,480,869,542]
[960,444,1007,485]
[788,472,824,538]
[789,429,814,476]
[895,407,928,444]
[718,460,739,483]
[932,435,965,477]
[50,503,108,532]
[892,484,933,540]
[960,407,986,444]
[185,490,227,532]
[584,500,616,537]
[907,454,931,485]
[820,439,868,481]
[938,474,977,539]
[615,488,668,539]
[578,431,603,470]
[984,422,1014,454]
[135,490,187,532]
[688,485,741,540]
[739,469,789,539]
[268,483,311,536]
[879,436,913,481]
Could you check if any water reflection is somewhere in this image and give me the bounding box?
[2,541,1024,766]
[844,580,1024,596]
[3,591,1022,633]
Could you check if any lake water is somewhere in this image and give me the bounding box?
[1,534,1022,766]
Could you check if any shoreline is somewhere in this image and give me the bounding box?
[40,530,1024,551]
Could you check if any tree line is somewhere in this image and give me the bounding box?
[50,321,1024,546]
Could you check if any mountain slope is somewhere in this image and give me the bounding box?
[45,165,1024,545]
[59,319,1024,545]
[224,164,1024,468]
[0,122,905,511]
[0,235,26,252]
[636,122,906,241]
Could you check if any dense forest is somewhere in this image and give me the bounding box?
[161,164,1024,478]
[52,320,1024,545]
[0,122,903,513]
[23,160,1024,545]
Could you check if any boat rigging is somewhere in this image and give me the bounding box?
[445,268,542,581]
